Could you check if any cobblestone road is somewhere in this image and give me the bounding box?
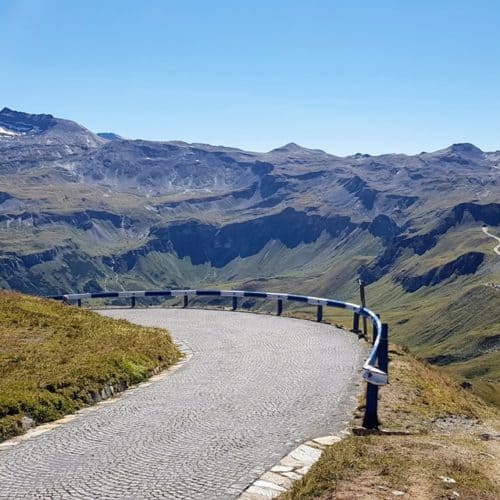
[0,309,364,499]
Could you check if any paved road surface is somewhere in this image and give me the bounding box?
[0,309,363,499]
[482,226,500,255]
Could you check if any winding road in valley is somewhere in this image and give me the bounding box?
[482,226,500,256]
[0,309,363,499]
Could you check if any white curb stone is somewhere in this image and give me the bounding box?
[289,444,322,464]
[254,480,286,492]
[314,435,342,446]
[238,431,349,498]
[260,472,293,489]
[270,465,293,473]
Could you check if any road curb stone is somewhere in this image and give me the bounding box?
[238,431,349,499]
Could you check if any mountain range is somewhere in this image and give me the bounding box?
[0,107,498,404]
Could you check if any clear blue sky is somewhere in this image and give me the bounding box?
[2,0,499,155]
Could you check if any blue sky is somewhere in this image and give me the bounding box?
[1,0,499,155]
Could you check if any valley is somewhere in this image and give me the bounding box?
[0,107,498,405]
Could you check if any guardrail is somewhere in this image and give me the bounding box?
[50,288,389,429]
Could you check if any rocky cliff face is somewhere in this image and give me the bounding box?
[396,252,486,292]
[101,208,357,272]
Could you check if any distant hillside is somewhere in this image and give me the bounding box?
[0,107,498,402]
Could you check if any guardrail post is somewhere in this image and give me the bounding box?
[316,305,323,322]
[362,382,379,429]
[362,322,389,429]
[77,299,82,308]
[183,295,188,308]
[277,299,283,316]
[352,312,360,333]
[232,296,237,311]
[131,296,136,308]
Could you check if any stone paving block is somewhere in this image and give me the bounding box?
[246,485,282,498]
[254,480,286,492]
[270,464,294,473]
[261,471,293,489]
[305,440,324,449]
[280,455,307,468]
[313,435,342,446]
[289,444,322,465]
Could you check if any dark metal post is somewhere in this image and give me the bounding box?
[131,296,136,308]
[316,305,323,322]
[358,279,368,338]
[183,295,188,308]
[232,296,237,311]
[352,312,360,333]
[362,383,379,429]
[378,323,389,375]
[77,299,82,308]
[277,299,283,316]
[362,322,389,429]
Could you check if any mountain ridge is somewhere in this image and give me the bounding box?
[2,107,498,157]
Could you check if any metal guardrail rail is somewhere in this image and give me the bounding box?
[50,288,389,429]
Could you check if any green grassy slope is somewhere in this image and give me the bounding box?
[377,284,500,407]
[0,291,182,441]
[363,223,500,406]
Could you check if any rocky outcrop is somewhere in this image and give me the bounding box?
[448,202,500,226]
[0,108,57,134]
[260,175,286,198]
[385,194,418,209]
[367,214,402,242]
[283,170,327,181]
[396,252,485,292]
[0,192,12,204]
[340,176,378,210]
[0,210,135,230]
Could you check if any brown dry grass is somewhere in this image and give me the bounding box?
[284,345,500,499]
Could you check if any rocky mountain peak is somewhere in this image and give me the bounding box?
[270,142,307,153]
[0,107,57,134]
[445,143,484,155]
